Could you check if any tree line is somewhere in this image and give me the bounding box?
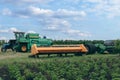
[0,40,5,46]
[53,40,104,45]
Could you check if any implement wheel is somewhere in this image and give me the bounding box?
[74,53,83,56]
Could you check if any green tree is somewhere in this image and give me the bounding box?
[114,39,120,54]
[0,40,5,46]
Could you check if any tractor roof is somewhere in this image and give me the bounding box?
[13,31,25,34]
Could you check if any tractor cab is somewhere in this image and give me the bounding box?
[104,40,115,53]
[13,32,28,52]
[14,32,25,39]
[14,32,28,42]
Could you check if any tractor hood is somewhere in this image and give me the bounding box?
[17,38,28,43]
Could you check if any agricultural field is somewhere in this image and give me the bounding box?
[0,51,120,80]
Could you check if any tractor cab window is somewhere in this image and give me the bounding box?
[19,33,24,38]
[15,33,25,39]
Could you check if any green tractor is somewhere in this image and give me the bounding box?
[13,32,53,52]
[1,32,53,52]
[83,40,115,54]
[94,40,115,53]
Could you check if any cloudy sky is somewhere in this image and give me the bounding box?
[0,0,120,40]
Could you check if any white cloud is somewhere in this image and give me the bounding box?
[0,0,53,5]
[42,18,91,37]
[2,8,12,15]
[27,6,87,18]
[2,6,87,19]
[43,18,71,31]
[19,0,52,3]
[0,30,9,33]
[0,4,90,39]
[56,9,86,17]
[1,8,29,18]
[27,30,36,33]
[0,27,19,33]
[86,0,103,3]
[28,6,53,16]
[85,0,120,18]
[1,0,120,18]
[18,15,29,18]
[63,29,91,37]
[0,37,7,40]
[9,27,18,32]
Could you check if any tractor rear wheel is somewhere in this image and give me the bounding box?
[1,48,6,52]
[20,44,27,52]
[21,46,27,52]
[84,44,96,54]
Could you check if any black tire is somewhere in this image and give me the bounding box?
[1,48,7,52]
[84,44,96,54]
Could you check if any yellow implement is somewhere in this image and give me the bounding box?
[30,44,88,57]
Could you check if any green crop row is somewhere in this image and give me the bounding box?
[0,55,120,80]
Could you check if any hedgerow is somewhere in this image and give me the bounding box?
[0,55,120,80]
